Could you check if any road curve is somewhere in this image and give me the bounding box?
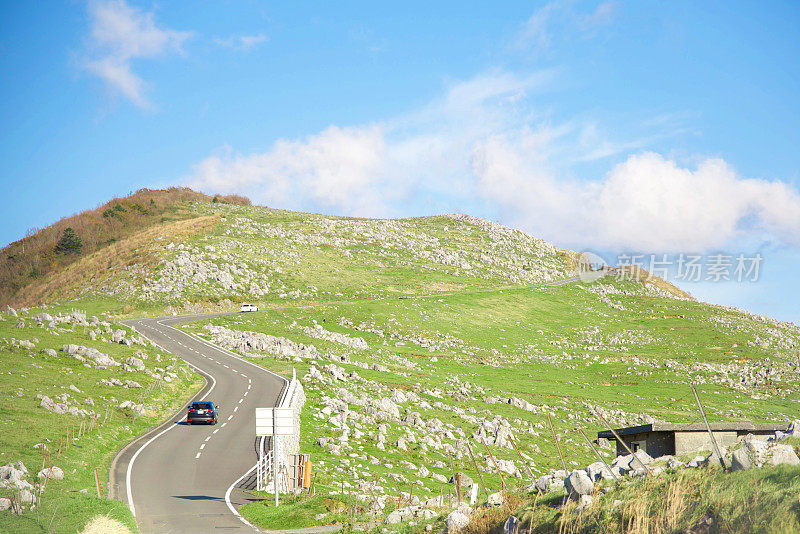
[112,313,286,533]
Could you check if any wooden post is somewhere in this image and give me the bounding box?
[456,473,462,504]
[465,441,488,499]
[448,453,457,488]
[94,468,101,498]
[576,428,618,482]
[508,438,535,479]
[391,479,402,507]
[57,436,62,458]
[480,437,506,492]
[590,408,652,474]
[691,385,726,468]
[547,413,568,474]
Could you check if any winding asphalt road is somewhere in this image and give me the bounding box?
[111,313,286,534]
[108,276,584,533]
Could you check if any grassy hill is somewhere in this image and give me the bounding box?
[2,191,798,532]
[0,304,202,533]
[1,188,249,308]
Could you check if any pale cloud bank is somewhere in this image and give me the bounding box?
[186,69,800,253]
[83,0,191,108]
[213,34,268,51]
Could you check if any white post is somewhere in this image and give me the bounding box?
[273,411,279,507]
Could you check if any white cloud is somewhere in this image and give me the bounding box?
[188,125,388,216]
[84,0,191,108]
[514,0,616,52]
[578,2,617,30]
[213,34,268,52]
[186,69,800,254]
[475,144,800,252]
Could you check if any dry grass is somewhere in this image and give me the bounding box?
[510,464,800,534]
[11,214,219,307]
[463,492,529,534]
[0,186,249,306]
[80,515,133,534]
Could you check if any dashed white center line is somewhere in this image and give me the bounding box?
[204,436,211,442]
[221,423,227,427]
[200,444,205,450]
[227,415,233,421]
[247,384,251,390]
[213,429,219,434]
[243,391,248,397]
[233,406,239,412]
[195,453,201,459]
[238,398,243,404]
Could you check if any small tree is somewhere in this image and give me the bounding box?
[55,227,83,255]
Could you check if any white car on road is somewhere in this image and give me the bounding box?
[240,303,259,312]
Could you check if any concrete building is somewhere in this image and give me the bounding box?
[597,422,784,457]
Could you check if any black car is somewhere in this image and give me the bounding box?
[187,401,218,425]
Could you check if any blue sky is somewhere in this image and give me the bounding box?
[1,1,799,322]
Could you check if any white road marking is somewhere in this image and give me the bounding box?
[195,453,201,459]
[213,429,219,434]
[238,398,243,404]
[204,436,211,442]
[140,317,292,528]
[124,364,216,518]
[233,406,239,412]
[200,444,205,450]
[228,415,233,420]
[225,463,259,529]
[243,391,248,397]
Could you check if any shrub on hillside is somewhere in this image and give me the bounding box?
[54,227,83,255]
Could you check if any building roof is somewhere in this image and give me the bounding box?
[597,422,786,439]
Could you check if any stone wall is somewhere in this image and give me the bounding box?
[277,370,305,475]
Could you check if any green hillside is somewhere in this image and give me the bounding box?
[2,192,798,532]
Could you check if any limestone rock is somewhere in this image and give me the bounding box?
[770,444,800,467]
[445,510,470,532]
[38,466,64,480]
[565,470,594,497]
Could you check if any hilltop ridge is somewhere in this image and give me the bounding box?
[3,188,692,311]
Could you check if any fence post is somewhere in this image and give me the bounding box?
[691,385,726,468]
[547,413,568,475]
[508,438,535,480]
[576,428,618,482]
[480,437,506,492]
[466,441,488,500]
[590,408,652,474]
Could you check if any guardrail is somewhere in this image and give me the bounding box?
[256,368,305,492]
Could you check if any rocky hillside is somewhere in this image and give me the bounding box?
[183,273,800,531]
[4,190,797,532]
[10,195,582,309]
[1,188,250,307]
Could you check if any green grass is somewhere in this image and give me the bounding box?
[0,306,203,533]
[180,274,799,530]
[239,494,349,529]
[4,199,798,531]
[505,463,800,533]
